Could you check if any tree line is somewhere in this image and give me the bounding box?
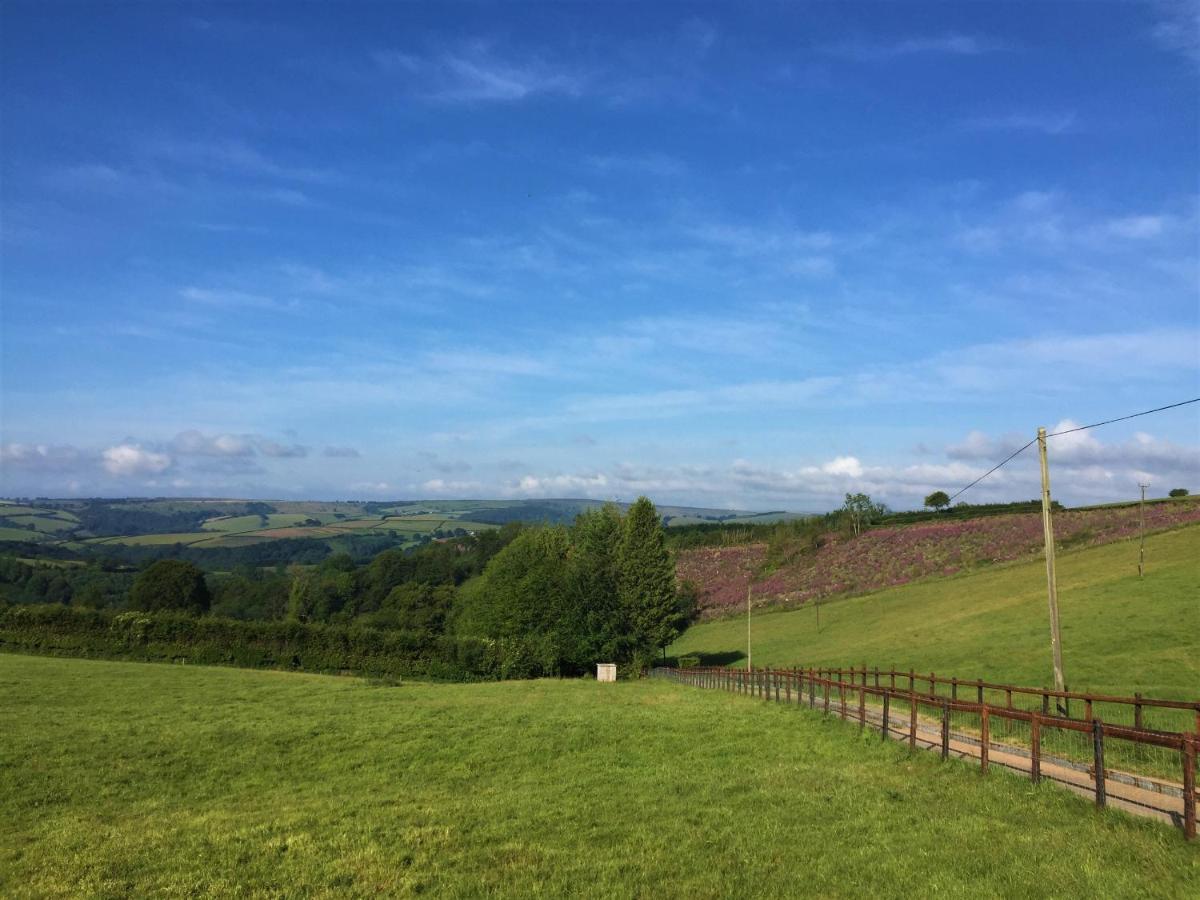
[0,498,693,678]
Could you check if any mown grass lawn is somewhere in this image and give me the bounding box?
[671,526,1200,705]
[1,655,1196,898]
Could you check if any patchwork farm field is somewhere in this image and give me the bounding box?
[671,525,1200,707]
[2,655,1196,898]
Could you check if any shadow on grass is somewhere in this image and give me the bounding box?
[664,650,745,667]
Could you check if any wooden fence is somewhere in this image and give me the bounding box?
[651,665,1197,841]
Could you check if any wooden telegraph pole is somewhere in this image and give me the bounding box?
[1037,427,1067,702]
[1138,483,1149,577]
[746,584,752,672]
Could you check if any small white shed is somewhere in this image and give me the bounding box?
[596,663,617,682]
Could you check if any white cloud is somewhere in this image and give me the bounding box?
[101,444,171,476]
[0,443,87,472]
[1104,215,1167,239]
[172,430,255,457]
[374,42,584,103]
[825,34,1005,62]
[962,112,1078,135]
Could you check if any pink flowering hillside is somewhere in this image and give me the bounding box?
[675,500,1200,619]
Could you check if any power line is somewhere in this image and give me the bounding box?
[946,438,1036,504]
[945,397,1200,503]
[1046,397,1199,437]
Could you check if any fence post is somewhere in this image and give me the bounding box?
[1042,691,1049,717]
[977,680,984,705]
[941,700,950,760]
[909,668,915,693]
[785,672,791,704]
[882,691,890,741]
[839,682,846,720]
[810,673,816,709]
[1134,692,1143,730]
[823,680,830,715]
[930,672,936,697]
[909,695,917,749]
[1085,698,1093,723]
[952,677,958,701]
[1183,737,1196,841]
[890,670,896,690]
[1005,688,1012,709]
[1031,714,1041,783]
[859,687,866,730]
[980,707,990,773]
[1092,718,1106,808]
[874,666,879,687]
[775,671,780,703]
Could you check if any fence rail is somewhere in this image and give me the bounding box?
[651,665,1197,841]
[801,665,1200,734]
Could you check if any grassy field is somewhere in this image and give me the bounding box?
[1,655,1196,898]
[670,526,1200,703]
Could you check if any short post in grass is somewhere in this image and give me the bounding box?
[980,707,990,773]
[882,691,891,741]
[874,666,879,688]
[941,701,950,760]
[930,672,936,697]
[1092,719,1107,808]
[977,680,984,704]
[1133,693,1143,730]
[1032,715,1041,787]
[909,695,917,749]
[1182,737,1196,841]
[952,677,958,701]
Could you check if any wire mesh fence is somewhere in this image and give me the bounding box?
[652,665,1197,841]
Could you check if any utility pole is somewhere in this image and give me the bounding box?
[1037,427,1067,703]
[746,584,752,671]
[1138,483,1149,577]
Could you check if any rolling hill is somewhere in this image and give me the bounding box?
[669,524,1200,710]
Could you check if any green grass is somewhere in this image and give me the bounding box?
[1,656,1196,898]
[0,527,52,542]
[2,515,78,534]
[671,526,1200,703]
[201,514,312,532]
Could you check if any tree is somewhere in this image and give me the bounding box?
[924,490,951,511]
[130,559,210,614]
[842,493,888,537]
[617,497,678,663]
[1169,488,1189,498]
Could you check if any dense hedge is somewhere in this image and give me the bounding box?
[0,604,498,681]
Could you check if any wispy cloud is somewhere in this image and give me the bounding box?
[373,41,585,103]
[1149,0,1200,63]
[824,33,1006,62]
[962,111,1079,135]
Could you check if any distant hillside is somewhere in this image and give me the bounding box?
[0,496,801,568]
[676,497,1200,619]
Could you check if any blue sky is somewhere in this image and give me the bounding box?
[1,0,1198,510]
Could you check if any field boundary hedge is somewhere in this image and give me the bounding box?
[0,604,499,681]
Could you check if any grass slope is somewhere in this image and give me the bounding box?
[671,526,1200,703]
[1,655,1196,898]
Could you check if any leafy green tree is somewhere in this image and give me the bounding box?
[1169,488,1189,498]
[130,559,210,614]
[842,493,888,537]
[567,504,627,663]
[462,526,574,677]
[617,497,677,663]
[924,490,951,511]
